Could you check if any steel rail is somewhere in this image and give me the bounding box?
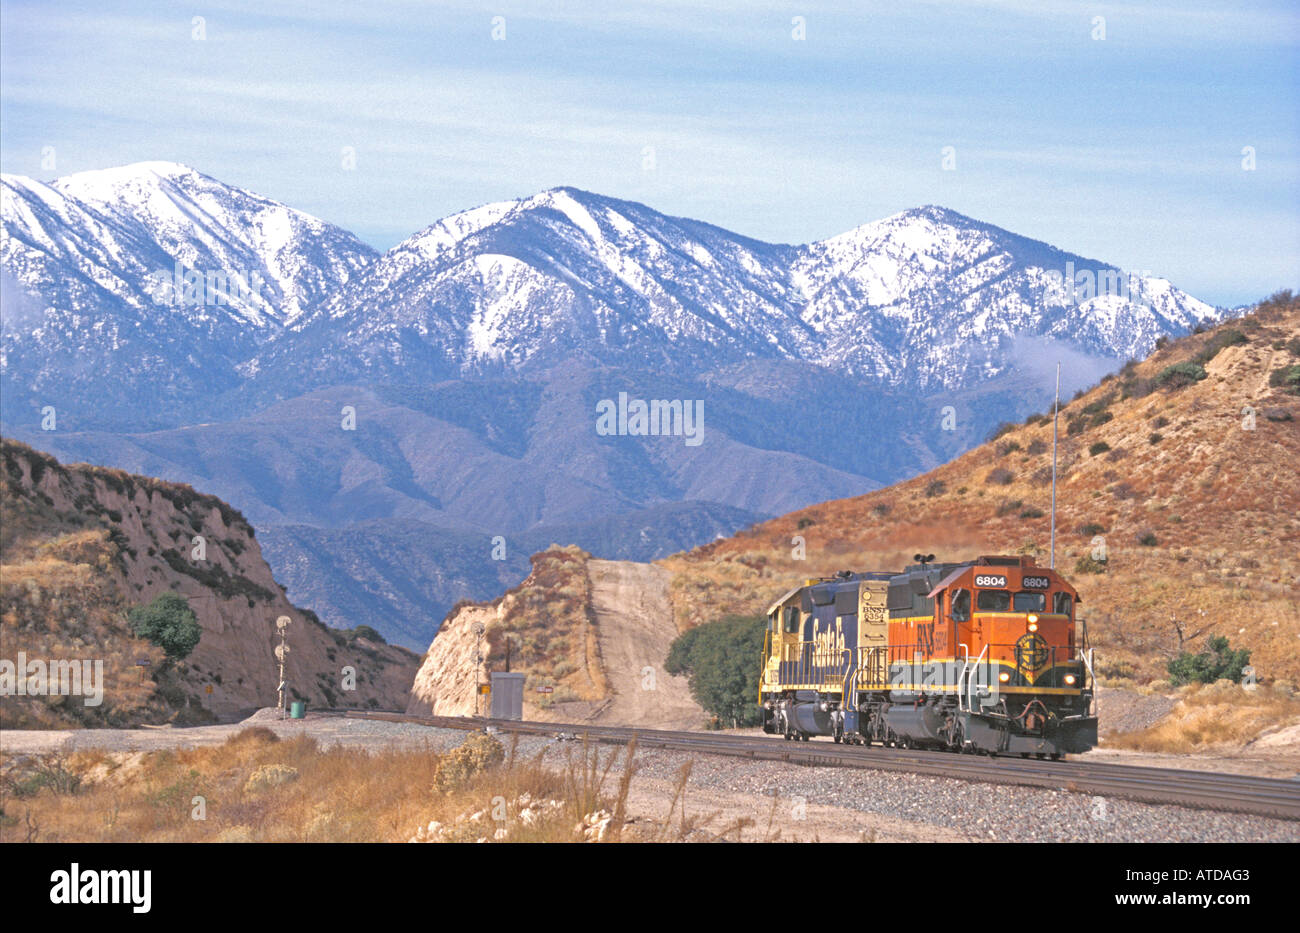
[326,709,1300,821]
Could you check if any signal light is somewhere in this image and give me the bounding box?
[1064,674,1078,686]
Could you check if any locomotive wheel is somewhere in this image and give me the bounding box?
[1050,752,1063,761]
[784,732,792,741]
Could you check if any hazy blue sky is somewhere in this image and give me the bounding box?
[2,0,1296,305]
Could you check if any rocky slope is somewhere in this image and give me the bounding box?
[0,439,418,727]
[408,546,607,720]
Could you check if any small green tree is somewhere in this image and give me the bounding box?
[665,615,767,727]
[351,624,386,644]
[1167,635,1251,687]
[129,592,202,660]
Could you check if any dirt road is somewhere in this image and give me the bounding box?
[584,559,708,731]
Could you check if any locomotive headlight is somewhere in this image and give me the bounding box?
[998,672,1011,683]
[1027,614,1039,632]
[1064,674,1078,686]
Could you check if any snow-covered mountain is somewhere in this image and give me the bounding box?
[3,166,1222,425]
[1,162,375,427]
[243,187,1220,400]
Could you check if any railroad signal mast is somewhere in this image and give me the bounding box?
[275,615,291,719]
[472,621,486,716]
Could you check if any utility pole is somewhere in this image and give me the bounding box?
[1050,362,1060,570]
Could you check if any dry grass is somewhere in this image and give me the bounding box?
[1104,684,1300,753]
[0,729,771,843]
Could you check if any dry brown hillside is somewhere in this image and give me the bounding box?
[663,293,1300,688]
[1,439,419,727]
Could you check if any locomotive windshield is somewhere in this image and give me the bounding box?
[1053,592,1073,616]
[976,589,1011,611]
[1013,591,1047,612]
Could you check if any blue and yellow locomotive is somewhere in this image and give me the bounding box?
[758,555,1097,757]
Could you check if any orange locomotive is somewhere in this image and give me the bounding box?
[758,555,1097,757]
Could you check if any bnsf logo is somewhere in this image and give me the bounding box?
[974,574,1006,587]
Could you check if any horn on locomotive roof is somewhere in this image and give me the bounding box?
[913,553,936,565]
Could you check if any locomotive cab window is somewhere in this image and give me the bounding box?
[1053,592,1073,616]
[783,606,801,633]
[976,589,1011,612]
[950,588,971,622]
[1013,591,1046,613]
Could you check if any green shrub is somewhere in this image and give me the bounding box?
[1074,555,1108,574]
[351,624,386,644]
[665,615,766,727]
[1168,635,1251,687]
[924,479,946,498]
[1019,507,1045,519]
[129,592,202,660]
[995,498,1023,517]
[1268,364,1300,396]
[1154,361,1208,389]
[432,732,505,794]
[1148,432,1163,445]
[1089,442,1110,456]
[986,467,1014,486]
[1193,328,1248,365]
[1078,522,1106,536]
[1137,531,1158,547]
[244,764,299,793]
[987,422,1018,442]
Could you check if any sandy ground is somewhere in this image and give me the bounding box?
[582,559,708,730]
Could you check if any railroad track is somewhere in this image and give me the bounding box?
[331,710,1300,821]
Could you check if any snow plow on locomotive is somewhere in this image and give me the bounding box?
[758,555,1097,758]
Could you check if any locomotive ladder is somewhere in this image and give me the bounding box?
[958,643,988,713]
